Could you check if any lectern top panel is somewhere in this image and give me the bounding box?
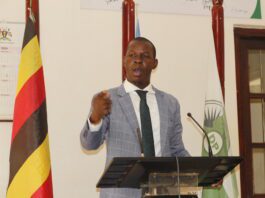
[97,156,242,189]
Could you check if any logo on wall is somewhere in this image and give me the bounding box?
[0,28,12,41]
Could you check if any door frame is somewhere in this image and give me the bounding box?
[234,27,265,198]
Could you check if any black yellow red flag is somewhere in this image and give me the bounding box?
[7,17,53,198]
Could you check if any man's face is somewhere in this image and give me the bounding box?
[124,40,158,89]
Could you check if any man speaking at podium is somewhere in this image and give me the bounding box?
[80,37,190,197]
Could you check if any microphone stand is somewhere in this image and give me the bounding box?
[187,113,213,157]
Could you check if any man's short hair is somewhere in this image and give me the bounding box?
[128,37,157,58]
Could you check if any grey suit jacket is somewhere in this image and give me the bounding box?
[80,84,189,198]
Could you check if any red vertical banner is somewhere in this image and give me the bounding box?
[26,0,40,40]
[212,0,225,99]
[122,0,135,81]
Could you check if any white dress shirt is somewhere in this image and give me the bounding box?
[88,80,161,156]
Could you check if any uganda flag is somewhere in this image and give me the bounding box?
[6,18,53,198]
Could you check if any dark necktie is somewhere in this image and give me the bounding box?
[136,90,155,157]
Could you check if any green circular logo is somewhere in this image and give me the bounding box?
[203,131,223,155]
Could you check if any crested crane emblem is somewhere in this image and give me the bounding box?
[0,28,12,41]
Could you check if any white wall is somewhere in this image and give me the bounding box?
[1,0,265,197]
[0,0,25,197]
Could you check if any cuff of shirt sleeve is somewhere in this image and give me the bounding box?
[87,118,103,132]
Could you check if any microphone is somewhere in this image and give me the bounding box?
[187,112,213,157]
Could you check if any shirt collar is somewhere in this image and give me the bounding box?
[123,79,155,94]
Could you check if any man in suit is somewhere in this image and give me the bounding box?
[80,37,190,198]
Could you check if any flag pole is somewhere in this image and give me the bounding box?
[212,0,224,99]
[122,0,135,81]
[26,0,40,40]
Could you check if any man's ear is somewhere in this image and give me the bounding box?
[123,56,127,76]
[122,56,126,67]
[153,59,158,70]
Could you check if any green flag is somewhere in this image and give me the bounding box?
[251,0,262,19]
[201,34,238,198]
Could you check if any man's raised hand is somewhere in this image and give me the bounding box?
[89,91,111,124]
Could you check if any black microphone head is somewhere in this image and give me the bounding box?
[187,112,192,117]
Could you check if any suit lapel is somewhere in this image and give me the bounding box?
[117,85,140,135]
[154,88,169,155]
[116,85,170,155]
